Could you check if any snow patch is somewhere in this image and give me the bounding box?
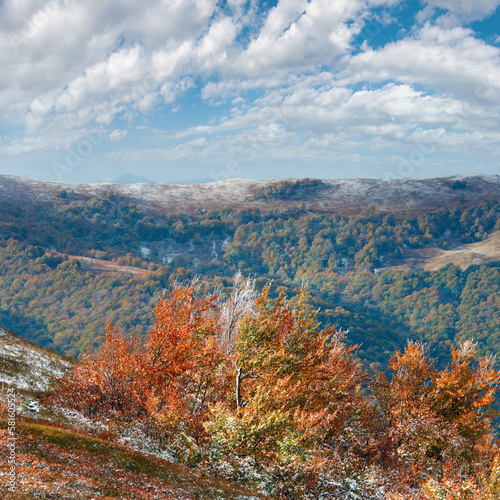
[139,245,151,258]
[0,327,73,392]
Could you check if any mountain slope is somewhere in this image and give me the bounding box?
[1,173,499,215]
[0,327,75,395]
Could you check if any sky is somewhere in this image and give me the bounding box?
[0,0,499,184]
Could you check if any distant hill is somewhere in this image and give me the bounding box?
[112,173,156,184]
[0,173,499,215]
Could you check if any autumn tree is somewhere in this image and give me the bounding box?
[54,278,500,498]
[205,285,365,470]
[54,325,145,426]
[373,340,500,491]
[141,284,229,433]
[56,283,232,446]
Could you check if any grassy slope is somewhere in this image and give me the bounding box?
[0,418,265,499]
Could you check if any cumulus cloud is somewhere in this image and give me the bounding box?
[106,77,500,176]
[108,129,128,142]
[0,0,499,180]
[196,17,239,70]
[424,0,500,21]
[345,23,500,101]
[0,0,218,138]
[233,0,364,75]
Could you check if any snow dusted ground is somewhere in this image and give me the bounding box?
[0,327,74,393]
[0,174,498,214]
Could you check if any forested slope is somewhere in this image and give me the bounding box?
[0,176,498,369]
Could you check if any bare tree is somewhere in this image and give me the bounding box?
[217,273,257,354]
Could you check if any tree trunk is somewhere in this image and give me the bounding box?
[236,365,243,408]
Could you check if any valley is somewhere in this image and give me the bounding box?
[0,174,499,498]
[0,174,498,365]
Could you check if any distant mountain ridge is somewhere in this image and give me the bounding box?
[111,173,156,184]
[0,173,499,215]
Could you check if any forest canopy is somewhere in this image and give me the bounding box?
[0,196,498,368]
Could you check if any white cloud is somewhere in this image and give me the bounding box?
[196,17,239,70]
[160,77,195,104]
[425,0,500,21]
[108,129,128,142]
[0,0,223,158]
[344,24,500,102]
[234,0,364,75]
[186,75,500,142]
[0,0,499,179]
[105,77,500,174]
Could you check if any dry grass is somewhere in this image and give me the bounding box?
[66,255,150,276]
[379,230,500,272]
[0,418,266,499]
[422,230,500,271]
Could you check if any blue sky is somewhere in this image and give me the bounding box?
[0,0,499,183]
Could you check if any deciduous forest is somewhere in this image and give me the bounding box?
[54,280,500,499]
[0,191,498,368]
[0,179,499,498]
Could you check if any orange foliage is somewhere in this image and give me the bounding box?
[371,340,500,492]
[54,281,500,497]
[56,284,232,442]
[143,285,233,435]
[54,324,145,424]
